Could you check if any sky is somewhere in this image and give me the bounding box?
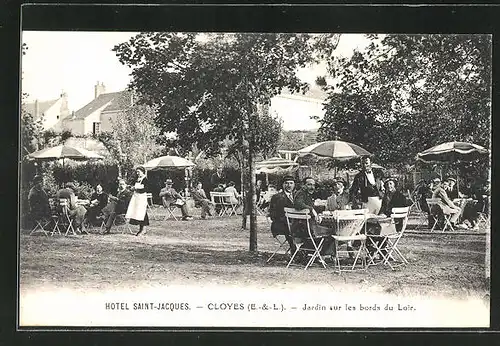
[21,31,370,129]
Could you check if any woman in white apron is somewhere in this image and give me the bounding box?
[125,166,150,236]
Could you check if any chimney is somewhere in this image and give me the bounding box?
[94,81,106,99]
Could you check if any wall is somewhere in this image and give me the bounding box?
[41,99,62,130]
[100,110,119,133]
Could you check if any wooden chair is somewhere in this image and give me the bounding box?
[59,198,77,236]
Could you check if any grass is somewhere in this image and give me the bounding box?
[20,208,489,300]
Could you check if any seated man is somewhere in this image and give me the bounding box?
[102,178,132,234]
[56,182,87,232]
[28,175,50,224]
[431,177,461,228]
[326,177,350,212]
[159,179,193,221]
[86,184,109,225]
[190,182,214,219]
[293,177,335,256]
[268,176,297,253]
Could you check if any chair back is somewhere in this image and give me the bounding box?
[48,198,59,216]
[389,206,410,234]
[210,192,234,205]
[146,193,154,206]
[284,207,313,240]
[334,209,367,237]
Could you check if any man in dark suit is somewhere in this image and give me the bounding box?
[349,157,382,212]
[102,178,132,234]
[268,175,296,252]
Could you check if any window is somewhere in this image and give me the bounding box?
[93,122,101,135]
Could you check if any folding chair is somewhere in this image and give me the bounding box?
[48,198,62,236]
[427,198,456,232]
[146,193,160,220]
[29,216,50,236]
[367,207,409,270]
[100,213,134,234]
[162,203,179,221]
[426,198,441,232]
[59,199,77,236]
[266,234,291,263]
[210,192,231,216]
[331,209,368,273]
[476,196,490,230]
[407,189,422,214]
[284,208,329,270]
[221,192,239,216]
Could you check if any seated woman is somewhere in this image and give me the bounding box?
[86,184,109,226]
[366,177,409,256]
[224,181,241,205]
[56,182,87,232]
[102,179,132,234]
[326,177,350,212]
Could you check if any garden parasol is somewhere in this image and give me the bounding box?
[256,157,299,174]
[416,141,488,163]
[142,155,196,170]
[27,144,104,166]
[416,141,489,192]
[141,155,196,193]
[298,140,372,177]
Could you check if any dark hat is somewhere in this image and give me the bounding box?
[136,166,146,174]
[33,175,43,183]
[282,175,295,183]
[384,177,398,184]
[334,177,347,186]
[446,177,457,183]
[165,179,173,184]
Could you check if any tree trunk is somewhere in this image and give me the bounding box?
[240,155,247,230]
[248,144,257,252]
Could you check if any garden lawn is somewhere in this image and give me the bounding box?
[20,209,489,300]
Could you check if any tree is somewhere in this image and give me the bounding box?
[97,99,162,178]
[113,32,339,251]
[318,34,491,169]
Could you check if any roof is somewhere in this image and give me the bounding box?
[72,91,130,120]
[23,99,59,117]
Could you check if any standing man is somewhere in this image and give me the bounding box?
[159,179,193,221]
[268,175,297,252]
[102,178,132,234]
[210,167,224,192]
[349,157,382,213]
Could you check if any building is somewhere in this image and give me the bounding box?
[23,92,70,131]
[62,82,133,136]
[270,86,327,131]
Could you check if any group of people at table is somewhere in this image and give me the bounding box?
[28,157,487,241]
[28,166,244,236]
